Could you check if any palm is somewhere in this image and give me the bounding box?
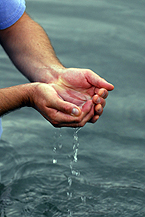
[51,68,99,107]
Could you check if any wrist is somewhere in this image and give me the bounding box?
[31,65,66,84]
[0,83,34,116]
[23,82,40,108]
[14,83,34,108]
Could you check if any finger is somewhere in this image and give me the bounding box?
[94,88,108,99]
[42,108,80,127]
[85,70,114,91]
[68,100,94,127]
[44,100,93,127]
[94,104,103,116]
[77,101,95,126]
[92,95,106,107]
[50,95,82,117]
[89,115,100,123]
[89,104,103,123]
[64,101,94,128]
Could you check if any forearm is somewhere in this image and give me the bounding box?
[0,84,32,116]
[0,12,64,83]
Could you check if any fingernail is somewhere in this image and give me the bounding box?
[98,106,102,112]
[72,108,80,116]
[96,97,101,103]
[100,91,106,98]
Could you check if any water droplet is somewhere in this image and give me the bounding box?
[81,196,86,204]
[67,192,72,198]
[68,177,72,186]
[52,159,57,164]
[58,143,62,149]
[53,147,56,153]
[71,170,80,176]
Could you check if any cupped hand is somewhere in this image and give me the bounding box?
[48,67,114,122]
[29,83,96,127]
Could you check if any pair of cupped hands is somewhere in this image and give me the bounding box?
[30,67,114,127]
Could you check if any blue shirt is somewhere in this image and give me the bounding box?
[0,0,26,30]
[0,0,26,137]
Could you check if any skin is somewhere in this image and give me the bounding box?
[0,83,97,127]
[0,12,114,128]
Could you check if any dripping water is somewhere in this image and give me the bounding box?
[52,128,63,164]
[52,128,83,216]
[67,128,81,216]
[70,127,81,177]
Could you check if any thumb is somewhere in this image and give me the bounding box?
[86,70,114,91]
[97,77,114,91]
[52,97,81,116]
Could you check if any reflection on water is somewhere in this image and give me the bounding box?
[0,0,145,216]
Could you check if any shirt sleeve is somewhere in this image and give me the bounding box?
[0,0,26,30]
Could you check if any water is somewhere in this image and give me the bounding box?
[0,0,145,216]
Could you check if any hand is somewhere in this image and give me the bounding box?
[47,67,114,123]
[0,12,113,125]
[29,83,98,127]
